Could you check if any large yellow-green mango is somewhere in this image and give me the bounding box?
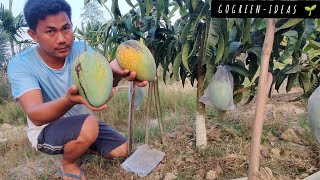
[72,51,113,107]
[208,81,233,110]
[116,40,156,82]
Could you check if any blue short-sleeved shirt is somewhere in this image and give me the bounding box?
[7,41,93,117]
[7,41,95,148]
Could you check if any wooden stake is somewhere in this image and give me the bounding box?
[128,82,135,155]
[248,19,275,180]
[145,82,153,144]
[154,77,165,144]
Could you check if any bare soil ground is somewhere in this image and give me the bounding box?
[1,83,319,180]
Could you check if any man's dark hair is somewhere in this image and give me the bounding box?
[23,0,72,31]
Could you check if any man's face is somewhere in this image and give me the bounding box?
[28,11,74,60]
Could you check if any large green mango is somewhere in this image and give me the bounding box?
[72,51,113,107]
[116,40,156,82]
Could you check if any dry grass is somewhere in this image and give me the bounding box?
[0,79,319,180]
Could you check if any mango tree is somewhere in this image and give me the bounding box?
[172,0,315,149]
[171,1,261,148]
[81,0,181,151]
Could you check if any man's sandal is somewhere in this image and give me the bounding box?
[57,168,87,180]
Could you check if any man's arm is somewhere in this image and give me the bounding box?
[18,85,110,126]
[19,89,74,126]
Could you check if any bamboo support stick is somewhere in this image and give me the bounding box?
[128,82,135,155]
[154,77,165,144]
[145,82,153,144]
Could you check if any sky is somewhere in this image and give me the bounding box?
[1,0,134,29]
[1,0,180,42]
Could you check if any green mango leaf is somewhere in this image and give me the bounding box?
[298,19,315,50]
[304,74,319,98]
[242,18,251,44]
[137,0,146,19]
[203,18,221,64]
[125,17,144,37]
[174,0,183,7]
[275,73,288,92]
[225,64,250,77]
[229,26,237,42]
[182,41,191,73]
[188,1,208,41]
[156,3,161,25]
[308,40,320,49]
[84,0,90,5]
[247,47,262,62]
[245,91,256,105]
[188,27,202,59]
[278,30,298,63]
[251,18,267,31]
[145,0,153,15]
[125,0,135,8]
[111,0,121,20]
[181,21,191,44]
[227,19,235,31]
[285,64,303,74]
[203,58,215,90]
[180,65,187,87]
[146,26,157,44]
[214,31,225,64]
[169,3,179,18]
[248,53,259,81]
[173,52,182,81]
[286,73,298,93]
[191,0,197,11]
[167,40,176,65]
[162,0,169,15]
[299,71,313,93]
[308,49,320,60]
[275,18,303,32]
[228,41,241,55]
[185,0,193,13]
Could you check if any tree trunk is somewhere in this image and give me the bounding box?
[248,19,275,180]
[10,38,15,56]
[196,28,207,149]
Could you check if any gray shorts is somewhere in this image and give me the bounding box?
[37,114,127,156]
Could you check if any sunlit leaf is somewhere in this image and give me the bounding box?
[173,52,182,81]
[182,41,191,73]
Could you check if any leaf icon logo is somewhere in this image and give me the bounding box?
[305,5,317,16]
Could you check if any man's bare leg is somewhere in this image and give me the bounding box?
[87,141,129,158]
[108,141,129,158]
[61,115,99,180]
